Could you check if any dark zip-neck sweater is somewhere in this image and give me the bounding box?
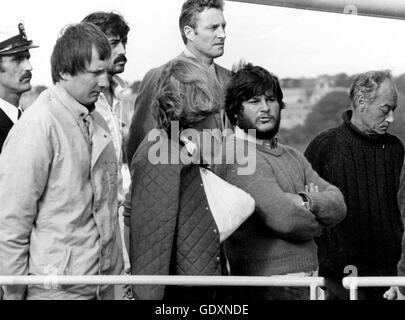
[305,110,404,279]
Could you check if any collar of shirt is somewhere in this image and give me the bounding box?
[183,48,216,74]
[234,126,280,154]
[52,84,92,121]
[0,98,21,124]
[111,75,127,101]
[98,75,127,109]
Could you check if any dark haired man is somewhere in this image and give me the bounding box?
[305,70,404,300]
[82,11,130,234]
[125,0,230,164]
[0,23,37,152]
[0,23,124,300]
[219,62,346,300]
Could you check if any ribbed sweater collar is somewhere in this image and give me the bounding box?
[341,110,389,146]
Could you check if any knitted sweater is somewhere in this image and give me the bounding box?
[398,169,405,294]
[220,135,346,276]
[305,110,404,279]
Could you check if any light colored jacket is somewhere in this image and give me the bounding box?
[0,84,124,300]
[96,75,126,205]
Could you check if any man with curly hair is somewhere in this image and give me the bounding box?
[220,62,346,300]
[82,11,130,210]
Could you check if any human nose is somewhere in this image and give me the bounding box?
[23,59,33,71]
[98,71,109,89]
[386,110,394,123]
[217,25,226,40]
[259,97,271,112]
[117,42,126,55]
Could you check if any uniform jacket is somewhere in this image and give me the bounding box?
[0,84,124,300]
[0,107,13,152]
[125,53,231,164]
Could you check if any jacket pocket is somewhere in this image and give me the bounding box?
[41,248,74,290]
[42,248,73,274]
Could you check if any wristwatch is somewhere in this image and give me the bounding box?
[299,194,311,211]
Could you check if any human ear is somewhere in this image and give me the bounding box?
[358,95,366,112]
[59,72,69,81]
[184,25,195,42]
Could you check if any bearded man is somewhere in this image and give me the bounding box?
[218,62,346,300]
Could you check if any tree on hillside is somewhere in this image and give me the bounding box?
[278,90,351,152]
[304,91,350,136]
[333,73,353,87]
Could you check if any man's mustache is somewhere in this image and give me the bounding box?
[19,71,32,81]
[113,55,127,64]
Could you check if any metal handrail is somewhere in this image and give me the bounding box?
[0,275,325,300]
[343,277,405,300]
[228,0,405,21]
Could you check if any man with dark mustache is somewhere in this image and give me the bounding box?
[82,12,130,209]
[219,62,346,300]
[0,23,38,152]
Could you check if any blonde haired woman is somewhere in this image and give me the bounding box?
[124,57,226,300]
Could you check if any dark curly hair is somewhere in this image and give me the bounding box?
[225,61,286,126]
[82,11,130,44]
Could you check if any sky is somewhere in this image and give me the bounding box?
[3,0,405,86]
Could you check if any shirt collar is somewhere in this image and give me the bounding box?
[98,75,127,107]
[183,48,216,72]
[111,75,127,100]
[234,125,279,151]
[0,98,21,124]
[52,83,92,120]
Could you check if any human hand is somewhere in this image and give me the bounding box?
[122,268,135,300]
[285,193,305,207]
[285,193,312,211]
[383,286,405,300]
[305,183,319,193]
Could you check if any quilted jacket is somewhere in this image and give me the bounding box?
[126,136,223,300]
[125,53,231,164]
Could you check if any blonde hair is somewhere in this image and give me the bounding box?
[153,57,223,133]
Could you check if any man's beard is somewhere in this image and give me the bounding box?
[237,112,281,140]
